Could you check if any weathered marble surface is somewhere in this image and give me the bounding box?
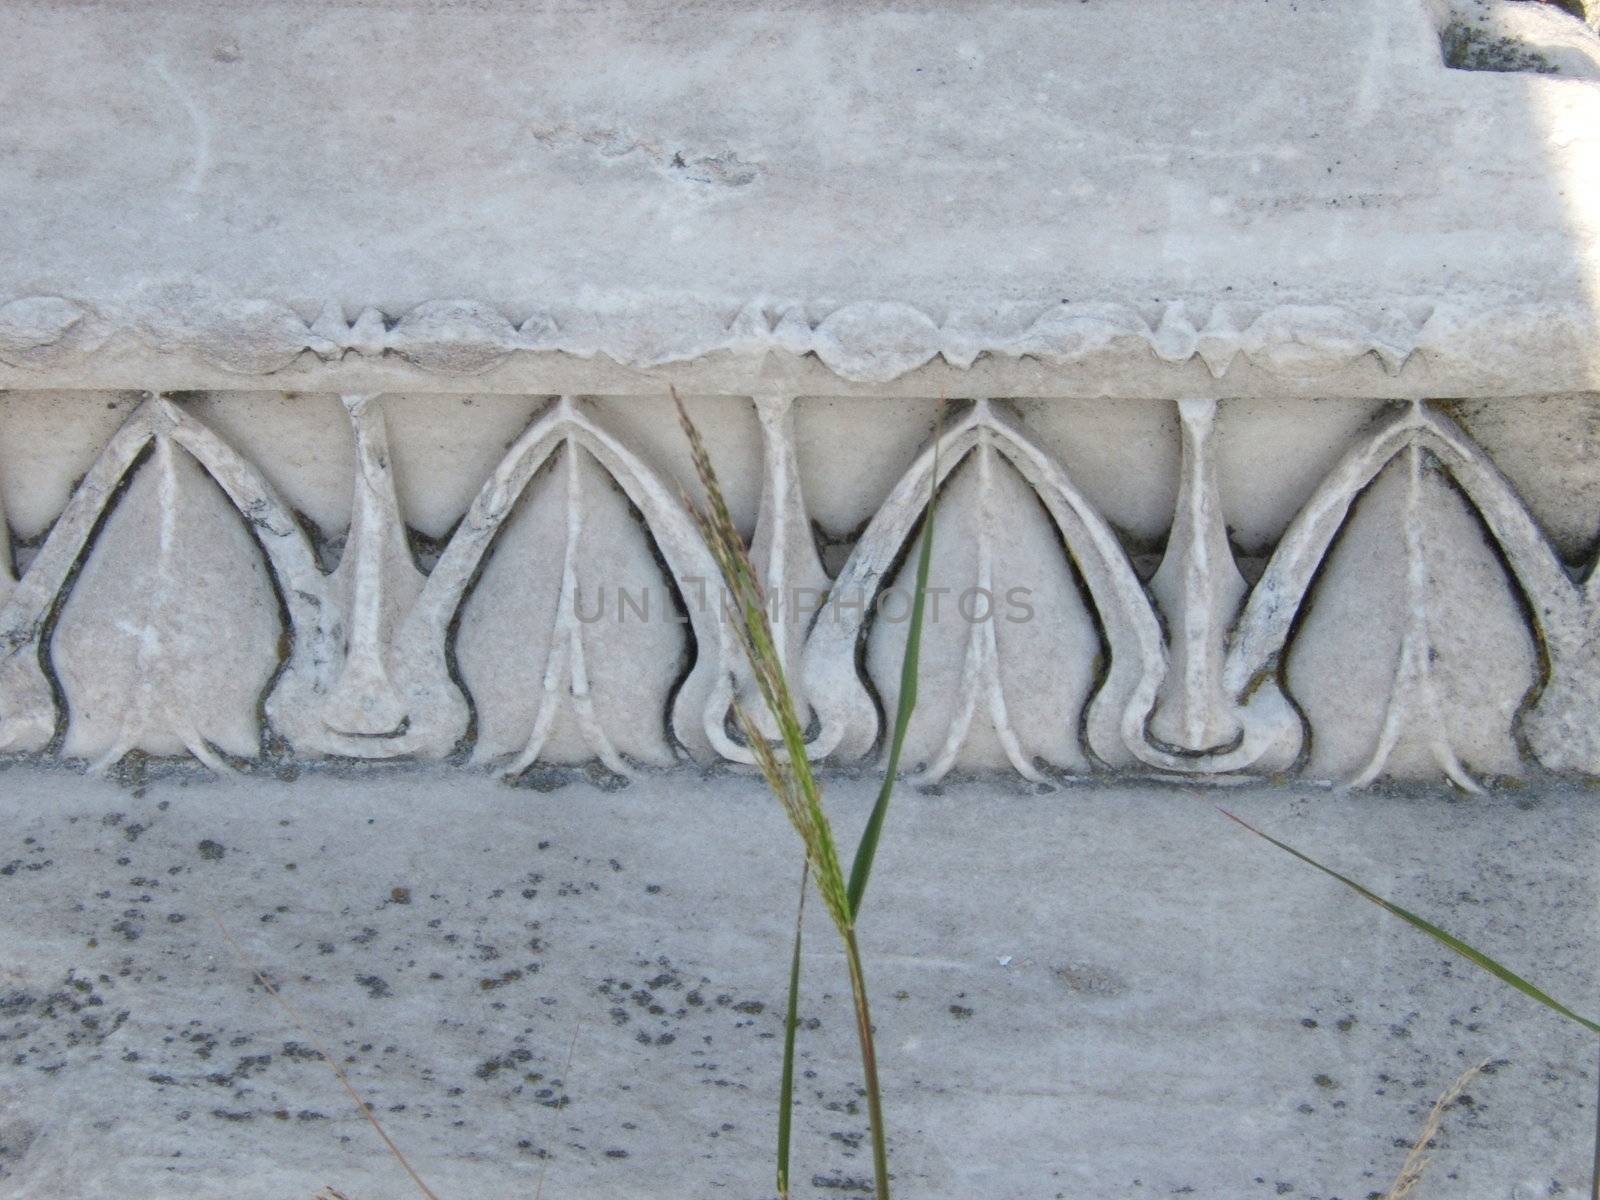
[0,768,1595,1200]
[2,5,1599,1193]
[1,390,1599,789]
[1435,0,1600,74]
[1,0,1600,395]
[0,3,1598,787]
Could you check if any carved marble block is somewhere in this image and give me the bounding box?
[2,0,1599,790]
[0,388,1592,792]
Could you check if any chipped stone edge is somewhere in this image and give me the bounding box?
[1,292,1595,392]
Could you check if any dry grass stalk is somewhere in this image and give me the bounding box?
[1382,1060,1486,1200]
[211,914,443,1200]
[674,392,853,932]
[533,1020,584,1200]
[673,387,934,1200]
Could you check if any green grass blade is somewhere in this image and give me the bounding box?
[675,386,894,1200]
[847,412,940,920]
[1587,1043,1600,1200]
[1219,808,1600,1036]
[777,863,808,1200]
[843,926,890,1200]
[1590,1043,1599,1200]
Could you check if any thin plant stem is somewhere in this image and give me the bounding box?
[1220,807,1600,1197]
[777,861,809,1200]
[534,1021,582,1200]
[210,914,442,1200]
[843,926,889,1200]
[1592,1040,1599,1200]
[674,386,932,1200]
[1381,1060,1484,1200]
[847,402,941,920]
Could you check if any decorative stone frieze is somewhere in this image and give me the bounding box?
[8,1,1600,1196]
[0,388,1594,791]
[2,0,1599,792]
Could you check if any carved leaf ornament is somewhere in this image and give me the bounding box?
[0,395,330,766]
[0,390,1590,789]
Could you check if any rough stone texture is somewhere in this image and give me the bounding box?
[1,0,1600,396]
[0,391,1596,788]
[0,767,1596,1200]
[0,390,1593,793]
[1434,0,1600,74]
[3,3,1600,1194]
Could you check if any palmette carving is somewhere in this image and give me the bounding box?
[859,420,1103,783]
[0,395,331,765]
[52,436,282,769]
[0,388,1593,786]
[452,423,692,774]
[801,400,1167,774]
[374,395,738,769]
[1225,401,1582,785]
[1285,440,1536,789]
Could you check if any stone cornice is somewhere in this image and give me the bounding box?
[1,292,1593,390]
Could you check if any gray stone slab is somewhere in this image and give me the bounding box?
[3,0,1600,392]
[0,766,1595,1198]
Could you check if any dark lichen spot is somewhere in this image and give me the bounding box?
[1054,962,1127,997]
[1441,21,1560,74]
[813,1174,875,1191]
